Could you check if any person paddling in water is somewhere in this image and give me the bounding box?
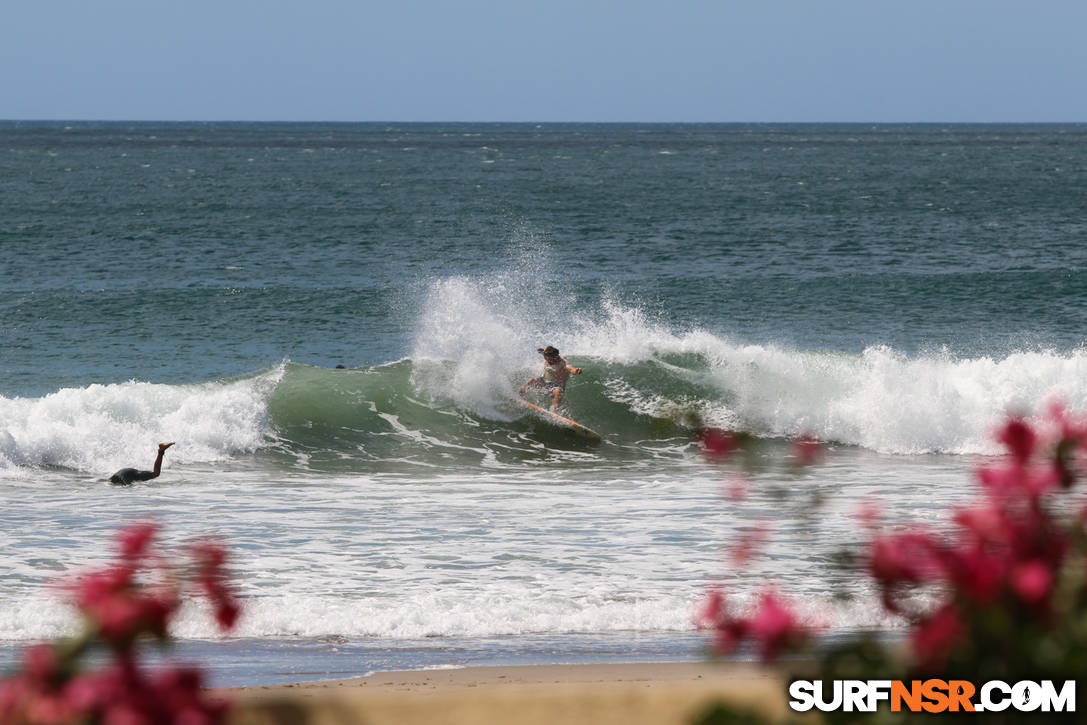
[519,346,582,411]
[109,442,175,485]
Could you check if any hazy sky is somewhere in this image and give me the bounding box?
[3,1,1085,122]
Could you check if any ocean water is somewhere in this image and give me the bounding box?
[2,122,1087,685]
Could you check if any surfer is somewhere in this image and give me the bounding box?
[109,442,175,485]
[519,346,582,411]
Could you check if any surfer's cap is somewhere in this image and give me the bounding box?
[538,346,560,357]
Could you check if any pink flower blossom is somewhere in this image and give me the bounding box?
[0,523,239,725]
[944,545,1006,603]
[747,591,806,662]
[117,522,158,560]
[698,428,737,460]
[868,531,942,586]
[191,540,241,632]
[696,588,806,662]
[911,605,963,668]
[997,418,1036,464]
[977,462,1060,503]
[953,503,1007,544]
[23,644,60,685]
[695,589,748,656]
[1012,560,1054,605]
[694,404,1087,680]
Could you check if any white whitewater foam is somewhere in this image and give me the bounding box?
[567,300,1087,454]
[410,268,1087,454]
[685,342,1087,454]
[0,587,895,642]
[0,367,283,476]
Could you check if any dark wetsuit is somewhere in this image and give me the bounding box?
[109,468,155,485]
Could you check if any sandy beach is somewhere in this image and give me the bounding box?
[223,661,804,724]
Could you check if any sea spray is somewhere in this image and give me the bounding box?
[410,276,527,419]
[408,255,591,419]
[404,263,1087,456]
[408,241,672,420]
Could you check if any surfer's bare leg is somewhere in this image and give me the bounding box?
[152,441,175,478]
[550,387,563,411]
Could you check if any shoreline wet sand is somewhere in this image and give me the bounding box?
[222,661,804,724]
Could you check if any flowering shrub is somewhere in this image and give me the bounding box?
[697,588,809,664]
[0,522,240,725]
[694,405,1087,723]
[859,407,1087,684]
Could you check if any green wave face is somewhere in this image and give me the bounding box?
[260,330,1087,473]
[261,360,706,473]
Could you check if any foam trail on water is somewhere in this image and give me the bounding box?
[0,367,283,476]
[1,590,891,641]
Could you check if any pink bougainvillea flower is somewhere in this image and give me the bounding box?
[74,566,133,611]
[868,530,942,587]
[695,402,1087,686]
[191,539,241,632]
[698,427,737,461]
[117,521,158,561]
[953,503,1008,544]
[696,588,725,627]
[911,604,964,668]
[150,666,228,725]
[976,464,1019,497]
[63,670,117,715]
[712,620,749,657]
[1021,466,1062,499]
[997,418,1037,464]
[944,544,1006,604]
[698,588,807,662]
[977,462,1060,503]
[212,599,241,632]
[695,589,749,656]
[139,588,181,640]
[24,693,77,725]
[747,590,807,663]
[1,522,241,725]
[1046,399,1087,445]
[1012,559,1054,606]
[22,644,60,685]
